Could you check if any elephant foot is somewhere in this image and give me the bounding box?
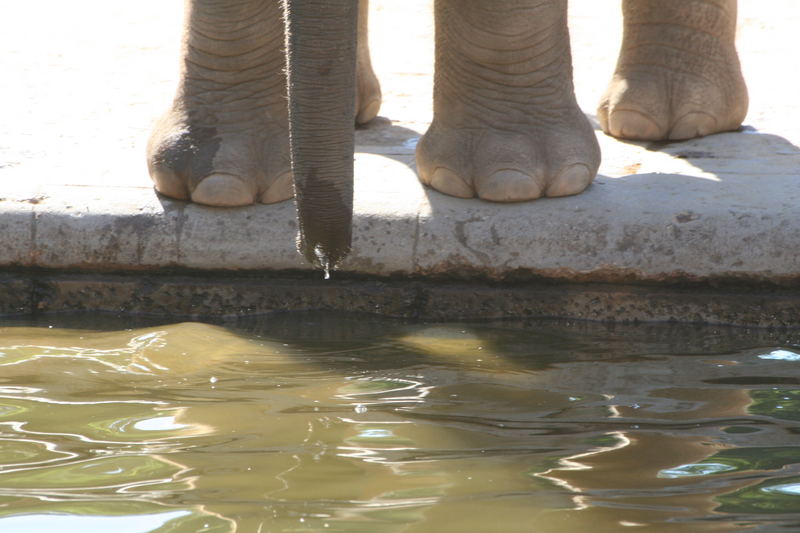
[146,0,294,207]
[417,112,600,202]
[598,0,748,141]
[416,0,600,202]
[355,0,382,125]
[356,59,382,125]
[147,108,293,206]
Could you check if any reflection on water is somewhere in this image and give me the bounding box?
[0,313,799,532]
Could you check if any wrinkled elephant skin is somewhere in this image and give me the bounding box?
[598,0,747,141]
[147,0,748,264]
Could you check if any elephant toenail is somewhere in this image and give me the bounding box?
[669,113,717,140]
[191,174,256,207]
[608,109,662,140]
[478,170,544,202]
[260,172,295,204]
[151,170,190,201]
[430,168,474,198]
[546,164,593,197]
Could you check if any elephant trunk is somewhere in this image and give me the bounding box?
[284,0,358,272]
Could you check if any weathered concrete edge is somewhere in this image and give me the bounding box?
[2,184,800,286]
[2,270,799,328]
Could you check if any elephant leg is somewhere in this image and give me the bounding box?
[356,0,382,125]
[598,0,748,141]
[416,0,600,202]
[147,0,291,206]
[147,0,380,207]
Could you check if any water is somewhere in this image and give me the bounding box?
[0,313,799,532]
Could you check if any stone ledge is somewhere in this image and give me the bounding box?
[2,135,799,285]
[2,271,799,328]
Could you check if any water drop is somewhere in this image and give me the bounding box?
[209,376,218,384]
[314,245,333,280]
[354,404,368,414]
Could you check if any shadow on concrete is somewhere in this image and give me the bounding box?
[356,111,800,197]
[356,113,800,282]
[630,126,800,183]
[355,116,422,172]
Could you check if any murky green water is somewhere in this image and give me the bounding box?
[1,313,800,532]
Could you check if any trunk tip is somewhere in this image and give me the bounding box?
[298,238,351,278]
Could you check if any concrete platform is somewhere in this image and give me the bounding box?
[1,1,799,324]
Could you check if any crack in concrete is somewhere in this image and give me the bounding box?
[411,212,421,272]
[454,216,492,264]
[173,203,188,264]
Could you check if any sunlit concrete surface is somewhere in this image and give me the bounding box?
[0,1,798,287]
